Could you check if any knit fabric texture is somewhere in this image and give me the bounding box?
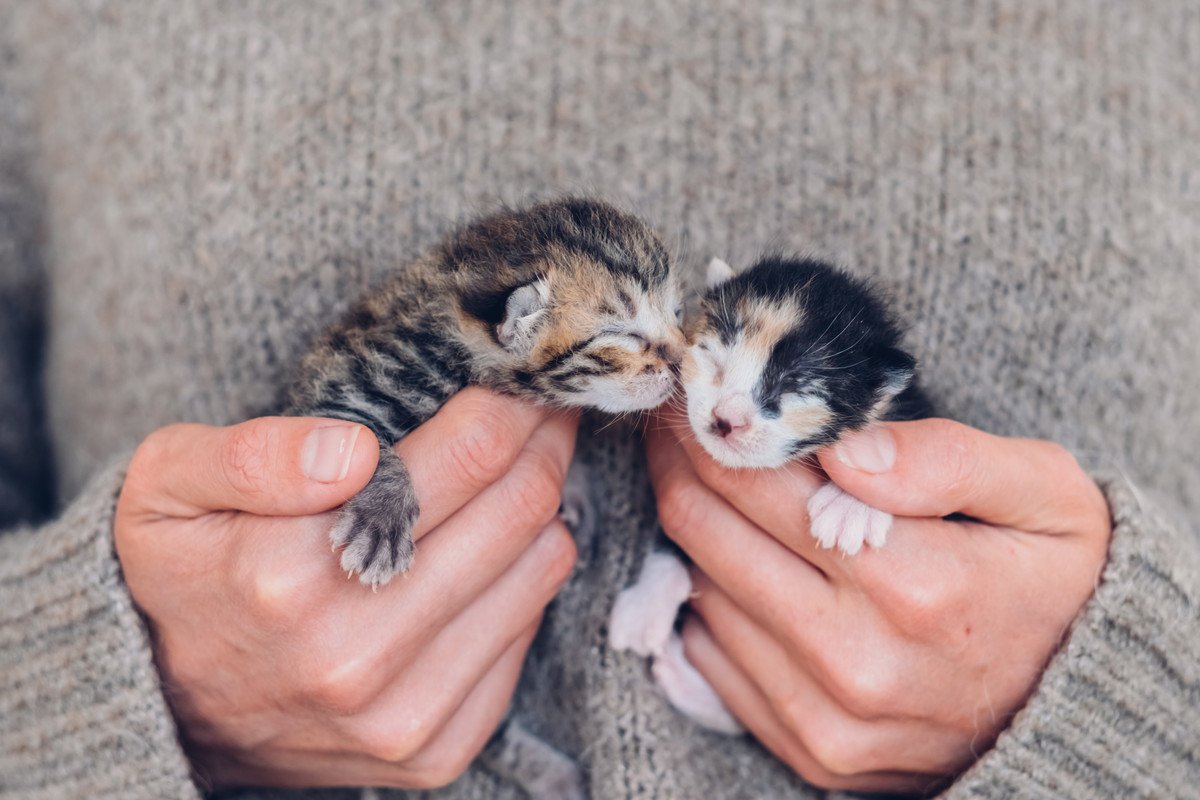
[1,1,1198,798]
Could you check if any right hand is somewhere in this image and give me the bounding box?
[114,388,579,790]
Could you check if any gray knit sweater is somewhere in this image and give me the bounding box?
[1,2,1197,799]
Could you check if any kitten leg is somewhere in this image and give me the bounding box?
[608,550,692,657]
[651,633,744,735]
[329,445,418,587]
[807,482,893,556]
[480,718,585,800]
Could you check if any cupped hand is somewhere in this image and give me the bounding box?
[646,416,1111,794]
[115,389,579,790]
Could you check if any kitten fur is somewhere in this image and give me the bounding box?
[287,198,684,800]
[287,197,685,588]
[609,254,931,735]
[683,254,930,469]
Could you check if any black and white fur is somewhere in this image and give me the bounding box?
[610,255,930,733]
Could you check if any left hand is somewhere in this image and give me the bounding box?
[646,416,1111,794]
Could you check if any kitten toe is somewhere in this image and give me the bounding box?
[331,493,417,587]
[651,633,744,735]
[808,483,890,555]
[608,551,692,657]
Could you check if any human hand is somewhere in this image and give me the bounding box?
[646,417,1111,794]
[115,389,578,790]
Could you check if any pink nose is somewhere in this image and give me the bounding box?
[710,395,753,439]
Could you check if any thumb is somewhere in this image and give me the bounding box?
[123,417,379,518]
[817,418,1108,535]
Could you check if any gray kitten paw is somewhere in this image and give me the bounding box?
[330,457,419,588]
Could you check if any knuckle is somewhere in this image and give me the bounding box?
[657,477,709,537]
[303,654,380,715]
[357,721,436,765]
[450,409,520,488]
[509,449,567,526]
[933,420,982,502]
[219,421,278,497]
[823,653,902,720]
[884,572,969,637]
[538,524,579,587]
[409,749,475,789]
[805,723,874,778]
[238,559,311,626]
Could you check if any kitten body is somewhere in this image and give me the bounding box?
[286,198,685,800]
[609,254,930,733]
[288,198,685,587]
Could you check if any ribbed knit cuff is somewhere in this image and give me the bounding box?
[0,459,201,800]
[942,475,1200,799]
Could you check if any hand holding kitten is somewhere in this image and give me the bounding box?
[114,390,577,790]
[646,416,1110,794]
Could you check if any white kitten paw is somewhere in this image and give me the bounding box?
[608,551,692,657]
[651,633,744,735]
[807,482,892,555]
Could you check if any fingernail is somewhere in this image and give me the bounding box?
[835,426,896,473]
[301,424,362,483]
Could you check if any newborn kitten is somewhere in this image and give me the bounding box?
[610,254,930,733]
[287,198,685,800]
[288,197,685,588]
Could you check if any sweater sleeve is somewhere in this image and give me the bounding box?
[0,41,203,800]
[0,462,203,800]
[940,475,1200,799]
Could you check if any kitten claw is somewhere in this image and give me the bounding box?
[807,483,892,555]
[328,457,418,588]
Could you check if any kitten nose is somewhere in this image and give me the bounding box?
[710,395,753,439]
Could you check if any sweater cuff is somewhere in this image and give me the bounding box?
[942,474,1200,799]
[0,459,202,799]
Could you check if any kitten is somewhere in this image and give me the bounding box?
[286,197,685,800]
[609,254,930,733]
[287,197,685,588]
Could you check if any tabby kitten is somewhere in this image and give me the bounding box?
[610,254,931,733]
[287,197,685,589]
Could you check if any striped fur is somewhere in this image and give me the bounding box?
[287,198,684,587]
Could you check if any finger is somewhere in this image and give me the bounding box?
[344,522,574,733]
[645,424,835,621]
[222,624,541,790]
[681,617,935,794]
[648,413,847,572]
[123,417,380,518]
[338,416,576,638]
[818,419,1110,536]
[689,573,973,776]
[399,388,578,541]
[392,623,539,787]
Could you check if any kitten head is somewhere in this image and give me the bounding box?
[453,198,686,412]
[682,256,916,468]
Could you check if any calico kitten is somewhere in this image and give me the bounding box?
[610,254,930,733]
[287,197,685,588]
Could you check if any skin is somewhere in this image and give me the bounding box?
[114,388,579,789]
[646,415,1112,794]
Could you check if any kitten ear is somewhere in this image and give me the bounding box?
[877,347,916,398]
[497,279,550,355]
[706,257,735,289]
